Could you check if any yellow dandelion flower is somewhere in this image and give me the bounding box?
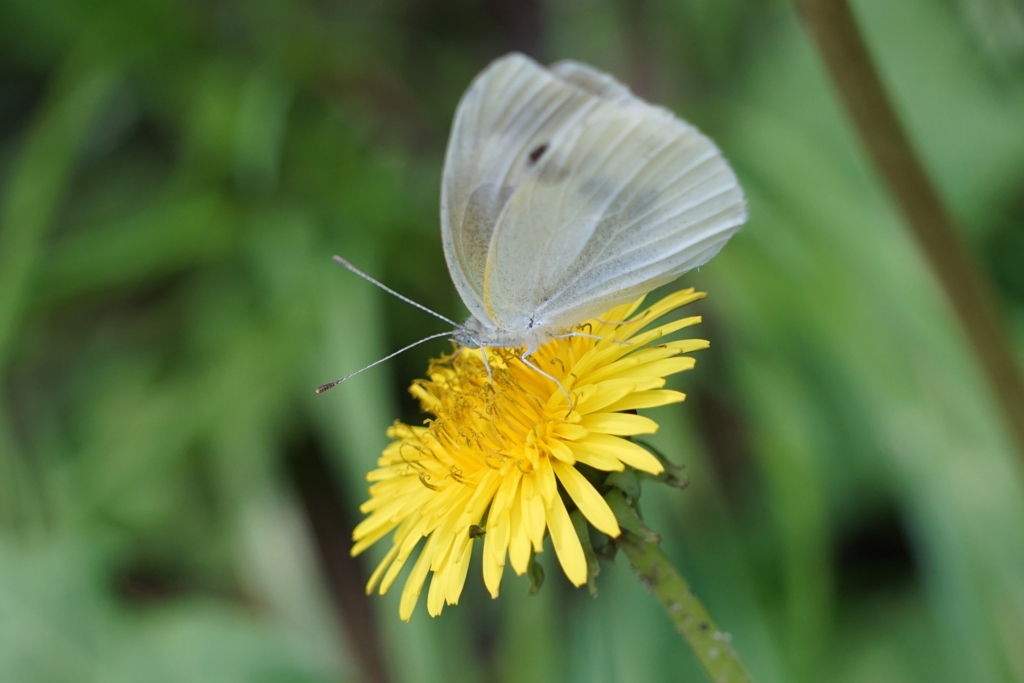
[352,288,709,620]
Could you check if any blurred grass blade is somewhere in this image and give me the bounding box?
[793,0,1024,460]
[0,66,118,365]
[0,63,118,529]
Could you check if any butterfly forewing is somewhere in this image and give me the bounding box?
[442,53,746,336]
[441,55,601,324]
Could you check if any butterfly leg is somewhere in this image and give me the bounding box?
[479,347,494,384]
[518,345,574,417]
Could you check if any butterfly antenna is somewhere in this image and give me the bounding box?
[316,331,452,394]
[332,255,458,327]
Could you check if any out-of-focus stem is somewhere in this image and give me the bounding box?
[619,530,753,683]
[287,441,393,683]
[793,0,1024,458]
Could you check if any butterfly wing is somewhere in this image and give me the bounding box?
[440,54,601,325]
[481,60,746,331]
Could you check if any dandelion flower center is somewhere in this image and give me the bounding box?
[352,289,709,620]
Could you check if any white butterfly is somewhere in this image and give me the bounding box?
[319,53,746,393]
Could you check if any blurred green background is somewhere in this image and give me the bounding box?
[3,0,1024,681]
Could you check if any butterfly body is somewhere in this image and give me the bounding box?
[453,312,559,351]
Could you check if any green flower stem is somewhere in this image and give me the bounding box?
[606,490,752,681]
[793,0,1024,459]
[618,530,753,683]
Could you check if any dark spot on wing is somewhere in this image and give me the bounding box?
[528,143,549,164]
